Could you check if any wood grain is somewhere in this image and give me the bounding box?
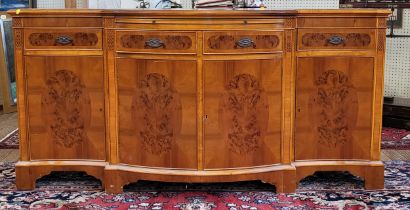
[25,56,105,160]
[25,29,102,50]
[204,58,282,169]
[41,69,91,148]
[204,31,282,54]
[116,31,196,54]
[298,29,376,51]
[9,9,389,193]
[117,58,197,169]
[295,57,374,160]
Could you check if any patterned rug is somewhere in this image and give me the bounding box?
[382,127,410,150]
[2,127,410,150]
[0,129,18,149]
[0,161,410,209]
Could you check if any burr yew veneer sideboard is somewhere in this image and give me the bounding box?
[9,9,390,193]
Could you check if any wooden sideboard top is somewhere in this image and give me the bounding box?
[7,8,391,17]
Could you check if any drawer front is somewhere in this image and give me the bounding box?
[204,31,283,54]
[25,29,102,50]
[298,29,376,51]
[116,31,197,54]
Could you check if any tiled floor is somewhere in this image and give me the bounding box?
[0,112,409,162]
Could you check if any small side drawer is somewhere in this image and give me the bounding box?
[298,29,376,51]
[24,29,102,50]
[116,31,197,54]
[204,31,282,54]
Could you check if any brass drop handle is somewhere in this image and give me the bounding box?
[327,35,344,45]
[235,37,256,48]
[55,35,73,45]
[145,38,165,48]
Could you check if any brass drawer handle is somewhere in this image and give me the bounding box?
[235,37,256,48]
[328,35,344,45]
[55,35,73,45]
[145,38,165,48]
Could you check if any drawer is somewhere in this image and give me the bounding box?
[297,29,376,51]
[204,31,283,54]
[116,31,197,54]
[24,29,102,50]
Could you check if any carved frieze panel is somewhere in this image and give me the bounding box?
[14,29,23,49]
[284,18,295,28]
[377,29,385,52]
[285,31,293,52]
[106,30,115,51]
[103,17,115,28]
[12,18,22,27]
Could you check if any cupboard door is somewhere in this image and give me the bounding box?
[117,58,197,169]
[204,58,282,169]
[295,57,374,160]
[25,56,105,160]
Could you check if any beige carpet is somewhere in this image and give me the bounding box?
[0,112,18,161]
[0,112,409,162]
[0,112,17,140]
[382,150,410,161]
[0,149,18,162]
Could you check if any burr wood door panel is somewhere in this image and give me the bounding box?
[204,58,282,169]
[25,56,106,160]
[117,58,197,169]
[295,57,374,160]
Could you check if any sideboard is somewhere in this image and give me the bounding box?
[9,9,390,193]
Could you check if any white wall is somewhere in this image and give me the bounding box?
[36,0,65,8]
[120,0,138,8]
[87,0,121,8]
[385,10,410,98]
[82,0,338,9]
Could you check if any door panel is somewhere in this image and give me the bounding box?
[295,57,374,160]
[204,58,282,169]
[117,58,197,169]
[26,56,105,160]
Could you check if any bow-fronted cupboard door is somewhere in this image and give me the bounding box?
[202,30,285,169]
[116,57,198,169]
